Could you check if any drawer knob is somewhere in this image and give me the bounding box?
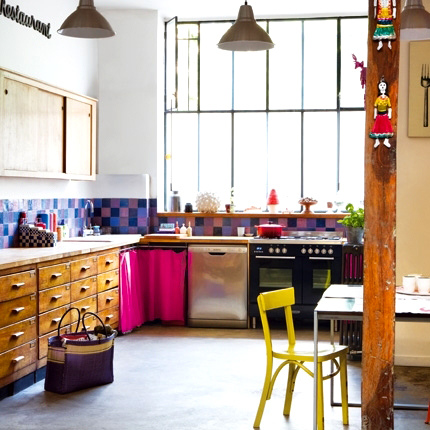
[52,317,61,323]
[12,331,24,338]
[13,307,25,313]
[82,265,91,271]
[81,306,90,311]
[106,278,114,284]
[12,356,25,363]
[52,294,62,300]
[12,282,25,289]
[106,259,114,264]
[106,297,114,302]
[51,272,63,278]
[81,286,90,291]
[106,314,113,320]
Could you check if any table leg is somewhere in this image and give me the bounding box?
[313,309,318,430]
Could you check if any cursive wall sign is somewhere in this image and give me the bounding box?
[0,0,51,39]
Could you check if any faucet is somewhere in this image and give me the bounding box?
[83,200,94,236]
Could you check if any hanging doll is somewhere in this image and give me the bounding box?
[369,77,393,148]
[373,0,396,50]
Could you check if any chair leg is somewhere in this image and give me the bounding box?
[253,359,273,428]
[317,362,324,430]
[283,363,298,416]
[339,354,349,425]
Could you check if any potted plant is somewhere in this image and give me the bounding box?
[337,203,364,244]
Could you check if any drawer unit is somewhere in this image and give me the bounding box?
[0,341,37,380]
[97,288,119,312]
[0,318,37,354]
[70,277,97,302]
[0,294,37,328]
[97,306,119,328]
[38,327,68,360]
[73,295,97,315]
[71,257,97,281]
[0,270,36,301]
[98,252,119,273]
[97,269,119,293]
[38,305,71,336]
[38,263,70,290]
[38,284,71,313]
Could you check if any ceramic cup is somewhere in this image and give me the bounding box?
[417,276,430,294]
[237,227,245,236]
[402,275,417,293]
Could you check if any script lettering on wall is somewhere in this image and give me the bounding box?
[0,0,51,39]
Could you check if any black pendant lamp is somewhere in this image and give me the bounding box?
[218,1,274,51]
[58,0,115,39]
[400,0,430,40]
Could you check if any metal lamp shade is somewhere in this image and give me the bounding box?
[58,0,115,39]
[218,2,274,51]
[400,0,430,40]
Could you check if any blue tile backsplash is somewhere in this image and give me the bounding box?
[0,198,345,249]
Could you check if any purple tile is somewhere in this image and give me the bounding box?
[128,199,138,209]
[120,207,129,217]
[111,199,120,208]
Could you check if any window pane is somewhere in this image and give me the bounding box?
[170,114,199,206]
[303,20,337,109]
[200,23,233,111]
[199,113,232,203]
[234,113,267,209]
[268,112,302,211]
[339,111,365,205]
[233,36,267,110]
[340,18,368,108]
[303,112,337,204]
[177,25,198,111]
[269,21,303,110]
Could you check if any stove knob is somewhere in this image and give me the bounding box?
[269,247,274,254]
[328,248,334,255]
[314,248,320,254]
[321,248,327,255]
[308,248,313,254]
[275,247,281,254]
[301,247,307,254]
[282,248,287,254]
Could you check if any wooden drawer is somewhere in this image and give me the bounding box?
[0,270,36,302]
[98,252,119,273]
[0,294,37,328]
[97,288,119,312]
[70,277,97,302]
[97,306,119,328]
[73,295,97,315]
[38,262,71,290]
[38,327,67,360]
[0,317,37,354]
[97,270,119,293]
[38,305,73,336]
[71,256,97,281]
[0,341,37,380]
[38,284,71,313]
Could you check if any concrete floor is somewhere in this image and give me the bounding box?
[0,323,428,430]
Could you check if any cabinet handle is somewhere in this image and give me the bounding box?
[12,331,25,338]
[81,265,91,271]
[52,317,61,323]
[106,278,114,284]
[81,306,90,311]
[106,314,113,320]
[13,307,25,313]
[105,259,114,264]
[52,295,62,300]
[106,297,114,302]
[51,272,63,278]
[80,286,90,291]
[12,282,25,289]
[12,356,25,364]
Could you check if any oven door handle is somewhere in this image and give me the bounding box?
[255,256,296,260]
[308,256,335,260]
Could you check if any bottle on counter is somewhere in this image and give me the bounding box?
[170,191,181,212]
[186,222,193,237]
[180,223,187,235]
[175,221,180,234]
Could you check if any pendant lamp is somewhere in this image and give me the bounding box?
[58,0,115,39]
[400,0,430,40]
[218,1,274,51]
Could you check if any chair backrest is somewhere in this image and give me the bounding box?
[257,288,296,351]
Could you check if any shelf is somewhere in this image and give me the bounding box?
[158,212,347,219]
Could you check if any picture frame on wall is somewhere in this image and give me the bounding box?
[408,40,430,137]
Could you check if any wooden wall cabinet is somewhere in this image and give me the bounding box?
[0,68,97,180]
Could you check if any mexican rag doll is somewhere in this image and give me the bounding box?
[369,77,393,148]
[373,0,396,50]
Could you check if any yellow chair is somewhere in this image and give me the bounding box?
[253,287,349,429]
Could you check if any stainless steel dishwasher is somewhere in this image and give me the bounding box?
[187,244,248,328]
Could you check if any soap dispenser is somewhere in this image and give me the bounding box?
[186,222,193,237]
[180,223,187,235]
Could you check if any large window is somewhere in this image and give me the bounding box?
[165,17,367,212]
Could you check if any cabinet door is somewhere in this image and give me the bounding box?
[65,97,95,177]
[2,76,64,176]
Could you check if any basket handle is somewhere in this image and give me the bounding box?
[81,312,108,341]
[57,307,81,336]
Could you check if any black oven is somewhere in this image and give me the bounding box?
[249,239,342,325]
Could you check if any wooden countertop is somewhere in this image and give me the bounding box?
[139,235,251,245]
[0,234,142,271]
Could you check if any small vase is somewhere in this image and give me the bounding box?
[345,227,364,244]
[268,204,278,214]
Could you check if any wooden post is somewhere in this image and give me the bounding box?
[362,0,399,428]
